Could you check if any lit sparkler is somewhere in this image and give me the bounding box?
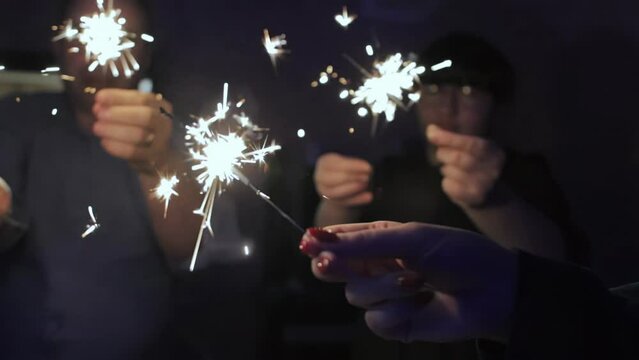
[81,206,101,238]
[348,53,425,124]
[186,83,288,271]
[154,175,179,218]
[262,29,289,70]
[335,6,357,28]
[52,0,154,78]
[312,52,423,135]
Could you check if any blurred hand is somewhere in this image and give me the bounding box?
[92,89,173,172]
[427,124,505,208]
[300,221,517,343]
[314,153,373,207]
[0,177,12,222]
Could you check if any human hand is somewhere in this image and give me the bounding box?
[0,177,12,223]
[314,153,373,207]
[427,124,505,208]
[92,89,173,172]
[300,221,517,343]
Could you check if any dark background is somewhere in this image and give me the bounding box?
[1,0,638,358]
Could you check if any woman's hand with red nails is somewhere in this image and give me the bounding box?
[301,221,517,343]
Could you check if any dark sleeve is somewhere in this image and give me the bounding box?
[0,217,27,253]
[501,151,589,264]
[506,252,639,359]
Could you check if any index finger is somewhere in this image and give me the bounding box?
[95,89,160,108]
[318,222,450,260]
[426,125,487,153]
[323,221,402,234]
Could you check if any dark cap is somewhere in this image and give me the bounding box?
[420,32,515,102]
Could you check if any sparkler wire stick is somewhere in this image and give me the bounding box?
[234,171,304,233]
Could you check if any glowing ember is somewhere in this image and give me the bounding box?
[81,206,101,238]
[334,6,357,28]
[262,28,289,70]
[154,175,179,218]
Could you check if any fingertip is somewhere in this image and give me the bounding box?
[299,233,321,257]
[426,124,438,140]
[94,89,108,104]
[307,227,340,243]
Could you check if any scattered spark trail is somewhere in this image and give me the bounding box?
[41,67,61,74]
[186,83,290,271]
[52,0,154,78]
[81,206,101,238]
[335,6,357,28]
[365,45,375,57]
[262,28,289,70]
[154,175,179,218]
[431,59,453,71]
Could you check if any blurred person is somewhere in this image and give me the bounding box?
[0,0,201,359]
[311,33,583,360]
[314,32,573,260]
[300,222,639,359]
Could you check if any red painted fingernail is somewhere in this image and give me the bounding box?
[315,256,332,273]
[299,238,321,257]
[307,227,339,243]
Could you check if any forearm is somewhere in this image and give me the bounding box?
[314,200,363,227]
[463,185,565,260]
[507,252,639,359]
[138,152,203,263]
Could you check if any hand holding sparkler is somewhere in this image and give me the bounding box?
[92,89,173,172]
[313,153,373,227]
[427,125,505,208]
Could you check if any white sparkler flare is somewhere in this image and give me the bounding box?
[154,175,179,218]
[81,206,101,238]
[262,28,289,70]
[346,53,425,131]
[52,0,153,78]
[187,83,284,271]
[335,6,357,28]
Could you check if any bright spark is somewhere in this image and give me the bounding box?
[297,129,306,138]
[154,175,179,218]
[262,28,289,70]
[81,206,101,238]
[431,59,452,71]
[365,45,375,56]
[41,66,61,74]
[0,65,5,71]
[52,0,153,78]
[51,108,58,116]
[335,6,357,28]
[243,245,250,256]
